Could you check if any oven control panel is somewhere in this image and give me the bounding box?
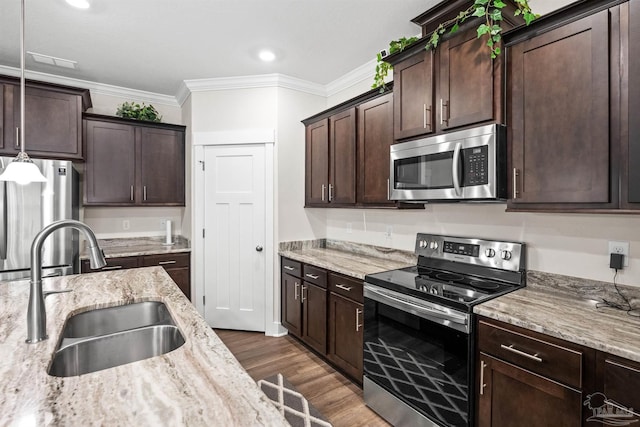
[415,233,525,272]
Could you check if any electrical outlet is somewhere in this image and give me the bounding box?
[346,223,352,234]
[385,225,393,238]
[608,241,630,266]
[122,220,130,230]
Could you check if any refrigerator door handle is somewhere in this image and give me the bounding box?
[0,178,7,260]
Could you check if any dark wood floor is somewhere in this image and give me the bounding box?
[215,329,390,427]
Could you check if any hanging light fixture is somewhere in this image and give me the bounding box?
[0,0,47,185]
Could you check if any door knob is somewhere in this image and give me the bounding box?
[256,245,263,252]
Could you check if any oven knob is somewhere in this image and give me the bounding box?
[419,240,428,248]
[429,241,438,250]
[485,248,496,258]
[501,250,512,260]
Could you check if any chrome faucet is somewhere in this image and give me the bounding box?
[26,219,106,344]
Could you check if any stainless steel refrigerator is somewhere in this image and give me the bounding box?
[0,157,79,281]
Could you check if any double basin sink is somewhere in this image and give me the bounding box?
[48,301,185,377]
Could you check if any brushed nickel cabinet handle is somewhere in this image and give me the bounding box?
[130,185,134,201]
[423,103,427,129]
[301,285,307,303]
[500,344,543,362]
[294,282,299,300]
[425,105,432,130]
[335,283,353,292]
[440,99,449,126]
[102,265,123,271]
[480,360,487,395]
[143,186,147,201]
[283,265,295,271]
[387,179,390,200]
[305,273,319,280]
[512,168,519,199]
[355,308,363,332]
[321,184,326,202]
[15,128,20,149]
[329,184,333,201]
[158,260,176,265]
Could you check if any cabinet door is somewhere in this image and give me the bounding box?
[600,357,640,422]
[281,272,302,337]
[329,108,356,204]
[624,0,640,207]
[165,267,191,300]
[438,27,494,131]
[305,118,329,205]
[357,93,394,205]
[478,353,582,427]
[327,292,363,383]
[301,281,327,354]
[138,127,185,205]
[9,84,82,160]
[84,120,136,205]
[508,11,612,207]
[0,85,6,152]
[393,50,434,140]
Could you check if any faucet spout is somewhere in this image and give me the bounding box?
[26,219,106,344]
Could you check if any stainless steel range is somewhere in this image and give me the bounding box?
[363,234,526,427]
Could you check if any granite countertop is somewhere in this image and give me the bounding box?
[80,236,191,260]
[278,239,416,279]
[474,272,640,363]
[0,268,287,426]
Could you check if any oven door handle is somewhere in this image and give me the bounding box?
[364,285,469,328]
[452,142,462,197]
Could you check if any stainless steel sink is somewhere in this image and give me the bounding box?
[48,325,185,377]
[48,301,185,377]
[61,301,174,338]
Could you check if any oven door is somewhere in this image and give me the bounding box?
[389,123,503,201]
[363,284,472,427]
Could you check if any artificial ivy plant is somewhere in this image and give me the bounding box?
[116,102,163,122]
[372,0,537,90]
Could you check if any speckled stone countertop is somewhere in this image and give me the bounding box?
[80,236,191,259]
[474,270,640,363]
[0,268,287,426]
[278,239,416,279]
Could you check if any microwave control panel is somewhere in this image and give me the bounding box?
[463,146,488,186]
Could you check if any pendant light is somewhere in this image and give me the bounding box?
[0,0,47,185]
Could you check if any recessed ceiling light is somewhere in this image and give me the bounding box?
[258,50,276,62]
[65,0,90,9]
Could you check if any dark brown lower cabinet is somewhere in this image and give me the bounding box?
[301,282,327,354]
[598,354,640,423]
[81,252,191,300]
[281,272,302,337]
[477,353,582,427]
[327,292,363,383]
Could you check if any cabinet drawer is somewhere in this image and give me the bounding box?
[478,320,583,389]
[328,272,363,303]
[141,253,190,268]
[281,258,302,278]
[303,265,327,288]
[81,256,139,273]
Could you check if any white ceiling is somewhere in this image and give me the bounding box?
[0,0,440,96]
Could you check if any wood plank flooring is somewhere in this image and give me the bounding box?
[215,329,390,427]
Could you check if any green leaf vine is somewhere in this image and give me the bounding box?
[116,102,163,122]
[372,0,538,90]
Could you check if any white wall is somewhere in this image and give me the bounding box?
[82,91,186,239]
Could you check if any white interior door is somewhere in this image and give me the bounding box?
[203,144,266,331]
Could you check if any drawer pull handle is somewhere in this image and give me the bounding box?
[283,266,295,271]
[500,344,543,363]
[335,284,353,292]
[102,265,123,271]
[479,360,487,395]
[305,273,319,280]
[355,308,363,332]
[158,260,177,265]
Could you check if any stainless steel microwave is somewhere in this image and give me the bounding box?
[389,124,507,202]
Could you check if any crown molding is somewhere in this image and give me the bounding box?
[325,59,377,97]
[0,65,180,107]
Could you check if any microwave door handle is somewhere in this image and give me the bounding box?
[0,180,6,260]
[452,142,462,196]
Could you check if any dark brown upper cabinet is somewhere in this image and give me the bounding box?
[303,87,403,209]
[0,75,91,161]
[357,92,394,205]
[623,0,640,209]
[84,113,185,207]
[385,0,522,142]
[505,0,630,212]
[393,50,434,140]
